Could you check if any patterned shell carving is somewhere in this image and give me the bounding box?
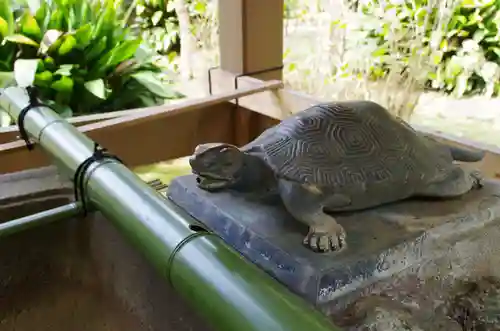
[244,101,446,188]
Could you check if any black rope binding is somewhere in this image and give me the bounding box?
[73,142,124,216]
[17,86,56,150]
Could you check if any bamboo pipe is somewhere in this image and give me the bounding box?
[0,86,339,331]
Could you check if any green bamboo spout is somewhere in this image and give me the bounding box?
[0,87,339,331]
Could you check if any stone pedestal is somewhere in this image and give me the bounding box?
[167,175,500,306]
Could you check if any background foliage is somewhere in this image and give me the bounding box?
[2,0,500,125]
[0,0,182,120]
[356,0,500,97]
[128,0,211,56]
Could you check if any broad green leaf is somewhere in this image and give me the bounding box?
[14,59,40,87]
[26,0,42,14]
[51,76,74,92]
[109,39,142,65]
[371,47,388,57]
[75,1,89,25]
[48,9,64,30]
[40,29,64,55]
[34,1,48,30]
[473,29,487,42]
[0,111,12,127]
[461,0,492,8]
[54,64,73,76]
[492,47,500,58]
[431,51,443,65]
[0,43,15,71]
[74,24,92,47]
[19,11,42,41]
[43,99,72,117]
[65,5,75,32]
[4,34,39,47]
[91,0,103,21]
[58,105,73,118]
[136,4,146,16]
[194,1,207,14]
[0,71,14,88]
[43,56,56,71]
[92,0,114,40]
[84,79,106,99]
[34,70,54,87]
[0,1,14,35]
[36,59,44,72]
[54,0,70,7]
[0,0,184,114]
[75,68,88,77]
[151,11,163,26]
[135,44,153,62]
[131,71,183,99]
[138,93,159,107]
[95,39,141,74]
[0,17,8,38]
[58,35,77,55]
[113,59,137,76]
[440,39,449,51]
[85,37,107,62]
[166,1,175,11]
[455,73,469,97]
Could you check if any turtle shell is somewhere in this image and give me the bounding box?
[243,101,451,189]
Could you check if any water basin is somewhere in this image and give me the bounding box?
[0,167,211,331]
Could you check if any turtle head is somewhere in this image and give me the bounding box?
[189,143,244,191]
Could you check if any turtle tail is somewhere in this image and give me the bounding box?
[449,146,485,162]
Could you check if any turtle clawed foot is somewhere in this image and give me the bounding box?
[303,222,347,253]
[470,170,484,189]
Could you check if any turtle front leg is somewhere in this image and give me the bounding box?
[278,179,348,253]
[303,215,347,252]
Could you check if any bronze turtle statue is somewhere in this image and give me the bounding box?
[189,101,484,253]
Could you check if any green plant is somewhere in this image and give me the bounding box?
[429,0,500,96]
[358,0,500,97]
[0,0,183,118]
[129,0,208,55]
[284,0,304,19]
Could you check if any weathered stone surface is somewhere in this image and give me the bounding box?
[446,276,500,330]
[334,294,462,331]
[167,175,500,306]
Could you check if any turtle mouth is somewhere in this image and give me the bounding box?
[193,171,233,191]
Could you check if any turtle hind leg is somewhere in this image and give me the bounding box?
[277,179,348,253]
[416,167,483,198]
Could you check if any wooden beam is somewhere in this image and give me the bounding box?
[0,80,282,174]
[0,106,166,144]
[218,0,284,145]
[178,68,316,118]
[0,79,281,149]
[0,103,235,174]
[0,73,280,144]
